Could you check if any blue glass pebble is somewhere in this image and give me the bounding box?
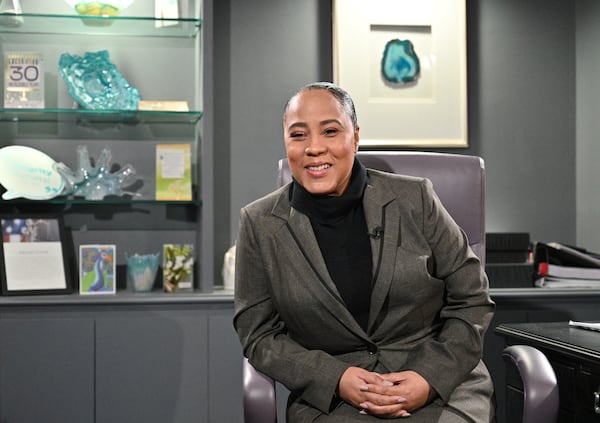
[381,39,420,84]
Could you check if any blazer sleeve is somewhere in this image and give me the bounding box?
[403,179,495,402]
[233,206,349,413]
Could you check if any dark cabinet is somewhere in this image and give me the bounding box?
[95,314,209,422]
[0,295,243,423]
[0,318,95,422]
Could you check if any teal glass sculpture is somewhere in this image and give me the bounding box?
[381,39,420,84]
[58,50,141,110]
[53,145,139,200]
[126,252,160,292]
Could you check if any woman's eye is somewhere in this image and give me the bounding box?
[324,128,338,136]
[289,132,305,139]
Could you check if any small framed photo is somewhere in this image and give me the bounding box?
[163,243,194,293]
[79,244,116,295]
[0,217,71,295]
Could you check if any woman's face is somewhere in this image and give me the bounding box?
[283,89,359,196]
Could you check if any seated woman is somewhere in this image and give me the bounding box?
[233,82,495,422]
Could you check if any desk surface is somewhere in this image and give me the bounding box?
[495,321,600,362]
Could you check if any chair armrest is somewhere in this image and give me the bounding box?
[502,345,559,423]
[243,357,277,423]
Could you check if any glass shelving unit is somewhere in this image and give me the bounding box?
[0,4,213,293]
[0,108,203,124]
[0,12,201,38]
[0,12,203,121]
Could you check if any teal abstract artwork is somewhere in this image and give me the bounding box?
[381,39,420,84]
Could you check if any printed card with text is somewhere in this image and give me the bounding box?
[156,144,192,201]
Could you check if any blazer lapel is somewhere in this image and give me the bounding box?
[285,207,341,300]
[271,187,367,335]
[363,173,400,333]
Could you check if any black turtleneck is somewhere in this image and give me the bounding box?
[290,159,372,331]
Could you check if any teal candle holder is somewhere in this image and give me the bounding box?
[126,252,160,292]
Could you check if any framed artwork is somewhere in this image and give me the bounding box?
[163,243,194,293]
[79,244,116,295]
[333,0,468,148]
[0,216,71,295]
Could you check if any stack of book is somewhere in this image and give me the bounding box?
[533,242,600,288]
[485,233,534,288]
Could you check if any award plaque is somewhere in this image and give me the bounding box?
[4,52,44,108]
[0,217,71,296]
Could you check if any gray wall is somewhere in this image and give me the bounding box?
[213,0,334,281]
[213,0,597,276]
[472,0,576,244]
[576,0,600,252]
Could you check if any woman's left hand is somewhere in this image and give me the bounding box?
[359,370,435,417]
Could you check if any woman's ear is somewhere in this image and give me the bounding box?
[354,125,360,153]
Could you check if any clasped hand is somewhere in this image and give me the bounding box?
[338,366,435,418]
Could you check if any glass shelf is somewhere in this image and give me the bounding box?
[0,108,203,124]
[0,197,202,206]
[0,13,201,38]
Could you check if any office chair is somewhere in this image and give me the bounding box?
[243,357,277,423]
[243,151,486,422]
[502,345,559,423]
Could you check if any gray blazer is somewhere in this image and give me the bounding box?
[234,169,495,421]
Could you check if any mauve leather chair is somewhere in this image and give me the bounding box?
[243,152,556,422]
[502,345,559,423]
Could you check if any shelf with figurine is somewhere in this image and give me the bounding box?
[0,1,203,120]
[0,0,213,295]
[0,11,201,39]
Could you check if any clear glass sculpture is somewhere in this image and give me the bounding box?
[53,145,139,200]
[58,50,141,110]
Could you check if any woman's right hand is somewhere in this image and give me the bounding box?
[338,367,410,418]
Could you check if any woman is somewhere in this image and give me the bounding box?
[234,82,495,422]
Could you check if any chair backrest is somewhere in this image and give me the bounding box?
[278,151,486,263]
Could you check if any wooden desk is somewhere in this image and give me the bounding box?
[496,322,600,422]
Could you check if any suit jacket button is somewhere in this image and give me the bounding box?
[367,345,377,355]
